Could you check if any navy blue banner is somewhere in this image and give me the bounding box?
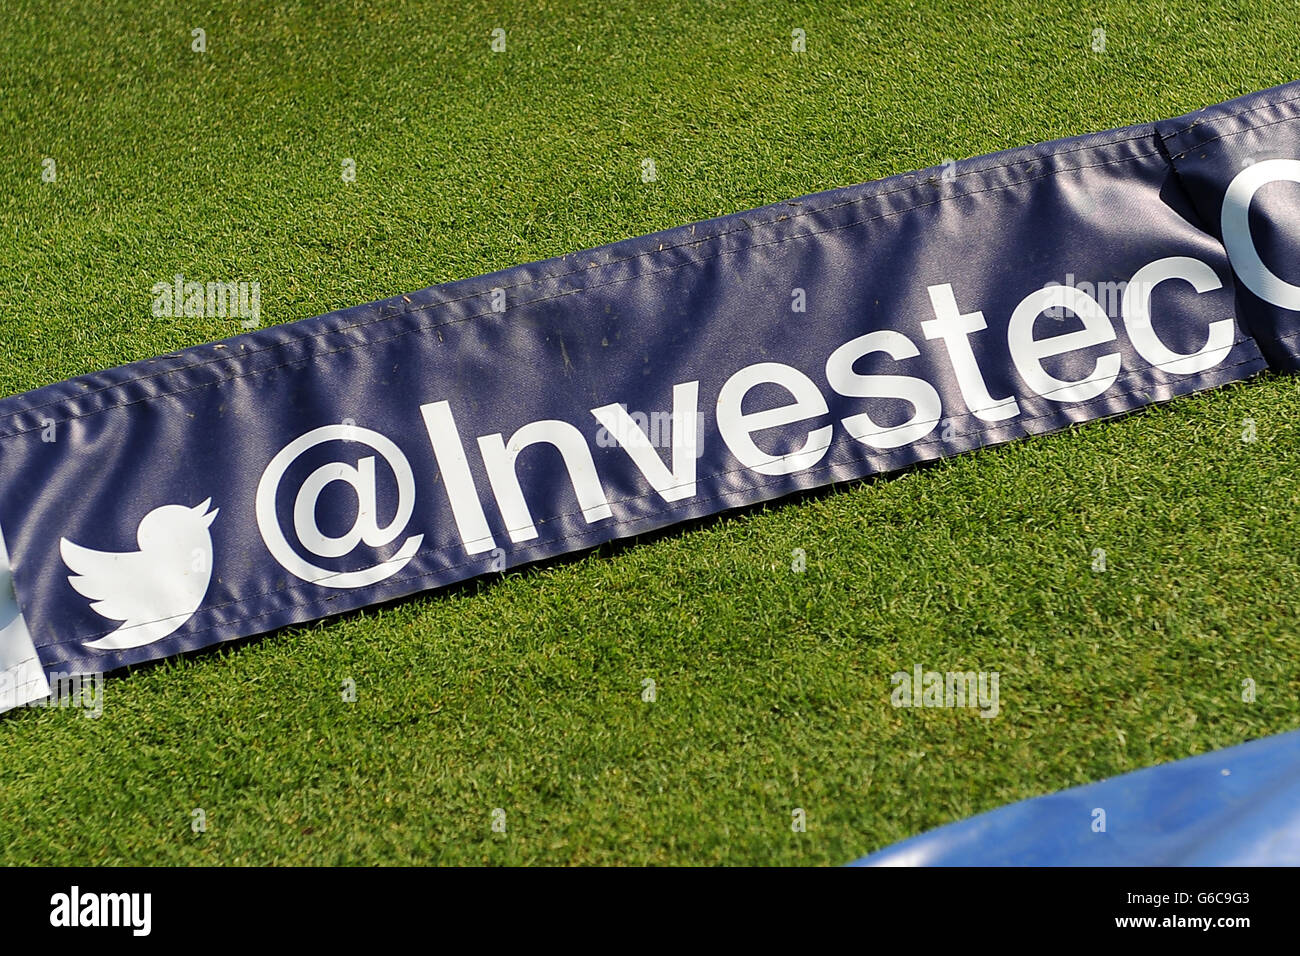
[3,81,1299,705]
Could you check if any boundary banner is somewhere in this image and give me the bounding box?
[3,81,1300,708]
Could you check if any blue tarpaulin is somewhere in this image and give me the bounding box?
[853,730,1300,865]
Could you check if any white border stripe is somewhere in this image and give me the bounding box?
[0,521,51,713]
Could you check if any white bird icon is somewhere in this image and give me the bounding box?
[60,499,219,651]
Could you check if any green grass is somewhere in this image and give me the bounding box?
[2,0,1300,865]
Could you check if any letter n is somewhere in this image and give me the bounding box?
[478,421,613,543]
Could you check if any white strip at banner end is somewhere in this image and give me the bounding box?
[0,522,52,714]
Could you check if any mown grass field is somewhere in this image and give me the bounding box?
[2,0,1299,865]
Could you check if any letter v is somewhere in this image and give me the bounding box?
[591,381,699,502]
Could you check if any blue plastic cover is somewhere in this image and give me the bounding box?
[853,730,1300,865]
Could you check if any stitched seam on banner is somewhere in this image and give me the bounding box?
[1162,88,1300,139]
[2,654,46,697]
[1169,110,1300,160]
[34,350,1269,649]
[0,147,1170,439]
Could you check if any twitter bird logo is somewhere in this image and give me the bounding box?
[60,499,219,651]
